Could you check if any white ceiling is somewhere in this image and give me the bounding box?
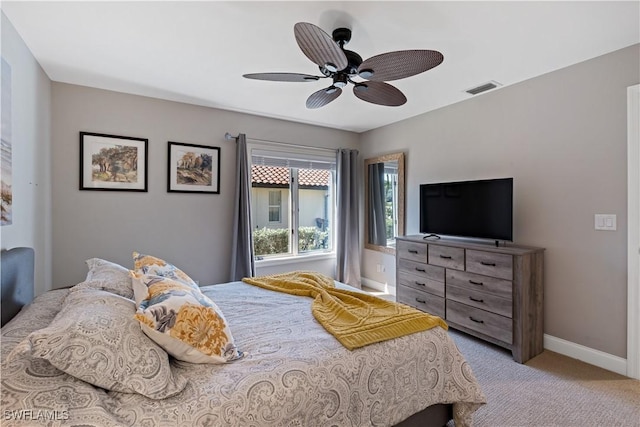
[3,1,639,133]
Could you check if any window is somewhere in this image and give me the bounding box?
[268,190,281,222]
[385,167,398,242]
[250,147,335,260]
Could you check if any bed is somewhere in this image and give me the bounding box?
[1,247,485,426]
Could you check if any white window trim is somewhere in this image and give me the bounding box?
[255,251,336,267]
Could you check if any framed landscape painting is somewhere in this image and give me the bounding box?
[80,132,148,191]
[167,142,220,194]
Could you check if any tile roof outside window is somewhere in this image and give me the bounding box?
[251,165,330,188]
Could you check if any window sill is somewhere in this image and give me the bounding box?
[255,252,336,267]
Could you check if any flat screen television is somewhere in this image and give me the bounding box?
[419,178,513,241]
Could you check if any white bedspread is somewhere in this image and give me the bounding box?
[1,281,485,426]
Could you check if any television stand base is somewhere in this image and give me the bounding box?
[423,234,441,240]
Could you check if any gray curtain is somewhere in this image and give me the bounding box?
[368,162,387,246]
[230,133,255,281]
[336,148,361,288]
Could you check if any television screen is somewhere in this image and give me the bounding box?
[419,178,513,241]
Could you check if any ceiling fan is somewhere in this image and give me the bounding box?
[243,22,444,109]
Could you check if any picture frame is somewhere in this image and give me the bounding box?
[80,132,148,191]
[167,141,220,194]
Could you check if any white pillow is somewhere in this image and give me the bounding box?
[84,258,134,300]
[133,274,243,364]
[25,289,187,399]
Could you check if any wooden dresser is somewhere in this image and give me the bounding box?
[396,235,544,363]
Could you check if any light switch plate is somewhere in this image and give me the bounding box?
[595,214,617,231]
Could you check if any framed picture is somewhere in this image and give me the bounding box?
[80,132,148,191]
[167,141,220,194]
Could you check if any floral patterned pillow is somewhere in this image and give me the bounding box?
[131,252,201,304]
[133,274,243,364]
[131,252,200,298]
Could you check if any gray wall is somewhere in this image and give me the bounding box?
[360,44,640,358]
[51,83,358,288]
[0,12,52,296]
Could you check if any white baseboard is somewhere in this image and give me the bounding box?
[544,334,628,376]
[361,277,396,295]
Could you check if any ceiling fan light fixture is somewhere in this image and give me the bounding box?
[359,69,374,79]
[333,74,348,88]
[324,62,338,73]
[354,83,368,93]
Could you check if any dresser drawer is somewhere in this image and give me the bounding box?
[398,258,445,283]
[398,271,444,297]
[428,244,465,269]
[397,285,445,317]
[397,240,428,263]
[447,270,512,300]
[446,299,512,344]
[446,284,512,318]
[466,250,513,280]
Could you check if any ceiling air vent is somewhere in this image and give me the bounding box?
[465,80,502,95]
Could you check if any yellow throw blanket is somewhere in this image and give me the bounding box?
[242,271,448,350]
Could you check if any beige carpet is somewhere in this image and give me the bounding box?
[449,330,640,427]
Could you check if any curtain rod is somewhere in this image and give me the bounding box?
[224,132,337,154]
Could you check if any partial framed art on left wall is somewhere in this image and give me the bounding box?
[80,132,148,191]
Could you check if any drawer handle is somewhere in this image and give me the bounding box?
[439,255,452,259]
[469,280,484,286]
[416,298,426,304]
[469,316,484,324]
[415,281,426,287]
[469,296,484,303]
[480,261,496,266]
[408,249,418,254]
[415,268,426,272]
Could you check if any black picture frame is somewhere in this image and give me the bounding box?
[79,132,148,192]
[167,141,220,194]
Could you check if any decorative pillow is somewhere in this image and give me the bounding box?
[84,257,134,300]
[25,288,187,399]
[132,252,199,295]
[133,274,243,364]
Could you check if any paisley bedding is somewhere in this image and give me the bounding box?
[1,281,485,426]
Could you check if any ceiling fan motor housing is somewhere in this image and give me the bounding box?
[332,28,352,45]
[330,28,363,75]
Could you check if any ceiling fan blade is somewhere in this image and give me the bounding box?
[358,50,444,81]
[306,86,342,109]
[294,22,348,72]
[243,72,321,82]
[353,81,407,106]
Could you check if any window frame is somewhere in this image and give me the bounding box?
[249,145,336,263]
